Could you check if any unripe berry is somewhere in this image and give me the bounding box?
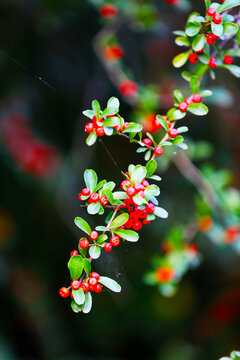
[79,238,89,249]
[142,138,152,146]
[89,193,99,203]
[189,53,198,64]
[133,221,142,230]
[121,180,131,190]
[213,13,222,24]
[70,250,79,258]
[90,272,100,280]
[100,4,118,18]
[85,122,94,133]
[209,57,217,68]
[178,101,188,112]
[96,127,105,137]
[207,7,216,16]
[192,94,202,103]
[126,187,136,197]
[94,283,102,293]
[110,236,121,247]
[59,287,70,298]
[81,188,91,196]
[119,80,138,97]
[168,128,178,138]
[80,281,90,292]
[224,55,233,65]
[71,280,81,290]
[100,196,108,206]
[88,277,97,286]
[154,146,164,156]
[104,243,112,252]
[146,203,155,214]
[90,231,99,241]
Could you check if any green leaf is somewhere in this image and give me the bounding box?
[190,75,199,94]
[133,194,146,205]
[144,150,151,161]
[187,103,208,115]
[182,71,192,81]
[89,245,101,259]
[149,175,161,181]
[87,202,101,215]
[71,300,82,313]
[74,217,91,235]
[172,135,184,145]
[173,30,186,36]
[92,100,100,116]
[86,131,97,146]
[114,229,139,242]
[68,255,84,280]
[154,206,169,218]
[222,48,240,57]
[173,89,184,104]
[72,288,85,305]
[96,234,108,244]
[131,165,147,183]
[192,34,206,52]
[145,185,160,197]
[103,188,115,205]
[223,22,238,36]
[113,191,128,200]
[84,169,98,192]
[198,53,210,65]
[146,160,157,177]
[211,22,223,37]
[110,213,129,229]
[185,22,201,37]
[122,123,143,133]
[83,291,92,314]
[217,0,240,13]
[83,258,91,275]
[156,115,169,131]
[199,90,213,97]
[220,64,240,78]
[167,108,186,121]
[107,97,120,110]
[95,225,109,231]
[194,63,209,77]
[93,180,107,193]
[103,116,119,127]
[82,109,94,119]
[98,276,121,292]
[204,0,211,10]
[172,52,189,68]
[177,126,188,134]
[175,37,191,47]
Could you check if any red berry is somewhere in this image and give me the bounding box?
[89,193,99,203]
[224,55,233,65]
[114,124,122,133]
[90,272,100,280]
[189,53,198,64]
[85,122,94,133]
[213,13,222,24]
[209,57,217,68]
[104,45,123,61]
[119,80,138,97]
[125,220,133,229]
[121,180,131,190]
[152,117,161,131]
[94,283,102,293]
[110,236,121,247]
[142,138,152,146]
[122,122,130,130]
[71,280,81,290]
[133,183,142,192]
[89,277,97,286]
[70,250,79,258]
[168,128,178,138]
[141,180,149,188]
[90,231,98,241]
[139,209,148,219]
[79,238,89,249]
[166,120,172,128]
[196,47,204,54]
[143,220,151,225]
[178,101,188,112]
[126,187,136,197]
[81,188,91,196]
[96,127,105,137]
[78,194,83,201]
[100,4,118,18]
[133,221,142,231]
[104,243,112,252]
[80,281,90,292]
[154,146,164,156]
[206,34,217,45]
[146,203,155,214]
[192,94,202,103]
[100,196,108,206]
[59,287,70,298]
[207,7,216,16]
[185,97,193,105]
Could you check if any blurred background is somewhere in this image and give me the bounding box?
[0,0,240,359]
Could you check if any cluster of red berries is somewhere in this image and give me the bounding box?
[177,93,202,112]
[104,45,123,61]
[59,272,103,299]
[79,230,99,250]
[85,115,130,137]
[78,187,109,206]
[206,7,222,25]
[1,113,60,177]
